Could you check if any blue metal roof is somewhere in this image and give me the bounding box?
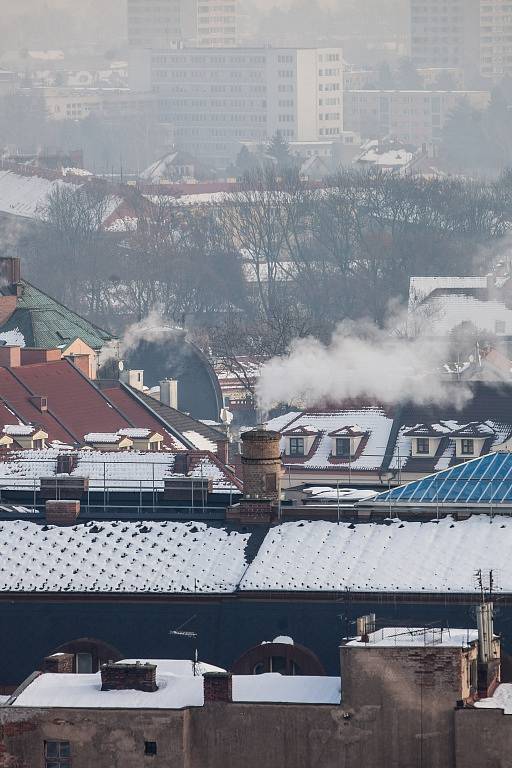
[375,451,512,505]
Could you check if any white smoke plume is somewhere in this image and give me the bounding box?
[256,317,471,412]
[120,308,182,356]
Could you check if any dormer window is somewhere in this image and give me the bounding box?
[416,438,430,454]
[461,439,474,455]
[289,437,304,456]
[335,437,351,458]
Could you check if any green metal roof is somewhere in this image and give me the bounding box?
[0,281,116,350]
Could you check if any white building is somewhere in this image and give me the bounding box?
[130,46,343,166]
[480,0,512,80]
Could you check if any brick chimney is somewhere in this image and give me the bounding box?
[101,661,158,692]
[56,453,79,475]
[43,653,74,674]
[0,346,21,368]
[240,429,282,502]
[45,500,80,526]
[203,671,232,703]
[0,257,21,287]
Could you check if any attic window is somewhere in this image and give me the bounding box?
[335,438,351,458]
[461,439,474,455]
[416,438,430,454]
[144,741,157,756]
[289,437,304,456]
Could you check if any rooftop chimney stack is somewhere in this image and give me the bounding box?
[0,256,21,288]
[203,671,232,704]
[240,429,282,503]
[101,661,158,692]
[160,379,178,409]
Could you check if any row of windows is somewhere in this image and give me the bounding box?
[289,437,351,457]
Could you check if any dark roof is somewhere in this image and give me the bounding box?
[0,281,116,351]
[129,387,226,446]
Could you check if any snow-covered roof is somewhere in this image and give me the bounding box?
[84,432,126,443]
[0,520,250,593]
[117,428,153,439]
[410,276,487,301]
[345,627,478,648]
[266,410,393,471]
[2,516,512,595]
[476,684,512,714]
[240,517,512,593]
[183,431,217,452]
[0,328,25,347]
[0,449,241,494]
[9,667,340,709]
[3,424,35,436]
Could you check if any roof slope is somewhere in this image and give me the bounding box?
[0,281,115,350]
[1,516,511,595]
[374,451,512,506]
[129,387,226,447]
[0,360,185,449]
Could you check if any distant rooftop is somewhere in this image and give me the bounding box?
[346,627,479,648]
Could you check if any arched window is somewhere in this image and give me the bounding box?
[48,638,123,674]
[233,638,325,676]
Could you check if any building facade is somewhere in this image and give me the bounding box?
[409,0,481,82]
[129,46,343,166]
[480,0,512,80]
[343,88,490,147]
[127,0,239,49]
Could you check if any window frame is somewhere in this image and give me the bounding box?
[461,438,475,455]
[335,437,351,458]
[45,740,71,768]
[289,437,305,456]
[416,437,430,455]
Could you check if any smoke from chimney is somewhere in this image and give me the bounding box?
[256,317,471,412]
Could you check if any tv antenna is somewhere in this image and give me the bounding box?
[475,568,494,603]
[169,615,199,676]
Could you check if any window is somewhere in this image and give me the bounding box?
[289,437,305,456]
[335,438,351,457]
[144,741,157,756]
[33,439,45,450]
[416,438,430,454]
[270,655,287,673]
[45,741,70,768]
[76,652,93,674]
[461,439,474,455]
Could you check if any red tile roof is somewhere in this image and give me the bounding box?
[0,360,184,449]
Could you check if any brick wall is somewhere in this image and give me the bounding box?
[101,662,157,692]
[203,672,232,703]
[45,500,80,526]
[43,654,74,674]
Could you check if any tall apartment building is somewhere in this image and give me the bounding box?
[343,88,490,147]
[127,0,239,49]
[129,47,343,166]
[409,0,481,82]
[480,0,512,79]
[127,0,184,48]
[196,0,238,47]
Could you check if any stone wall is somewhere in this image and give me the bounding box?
[341,643,474,768]
[455,707,512,767]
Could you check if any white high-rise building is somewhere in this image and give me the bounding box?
[195,0,239,47]
[480,0,512,80]
[130,46,343,166]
